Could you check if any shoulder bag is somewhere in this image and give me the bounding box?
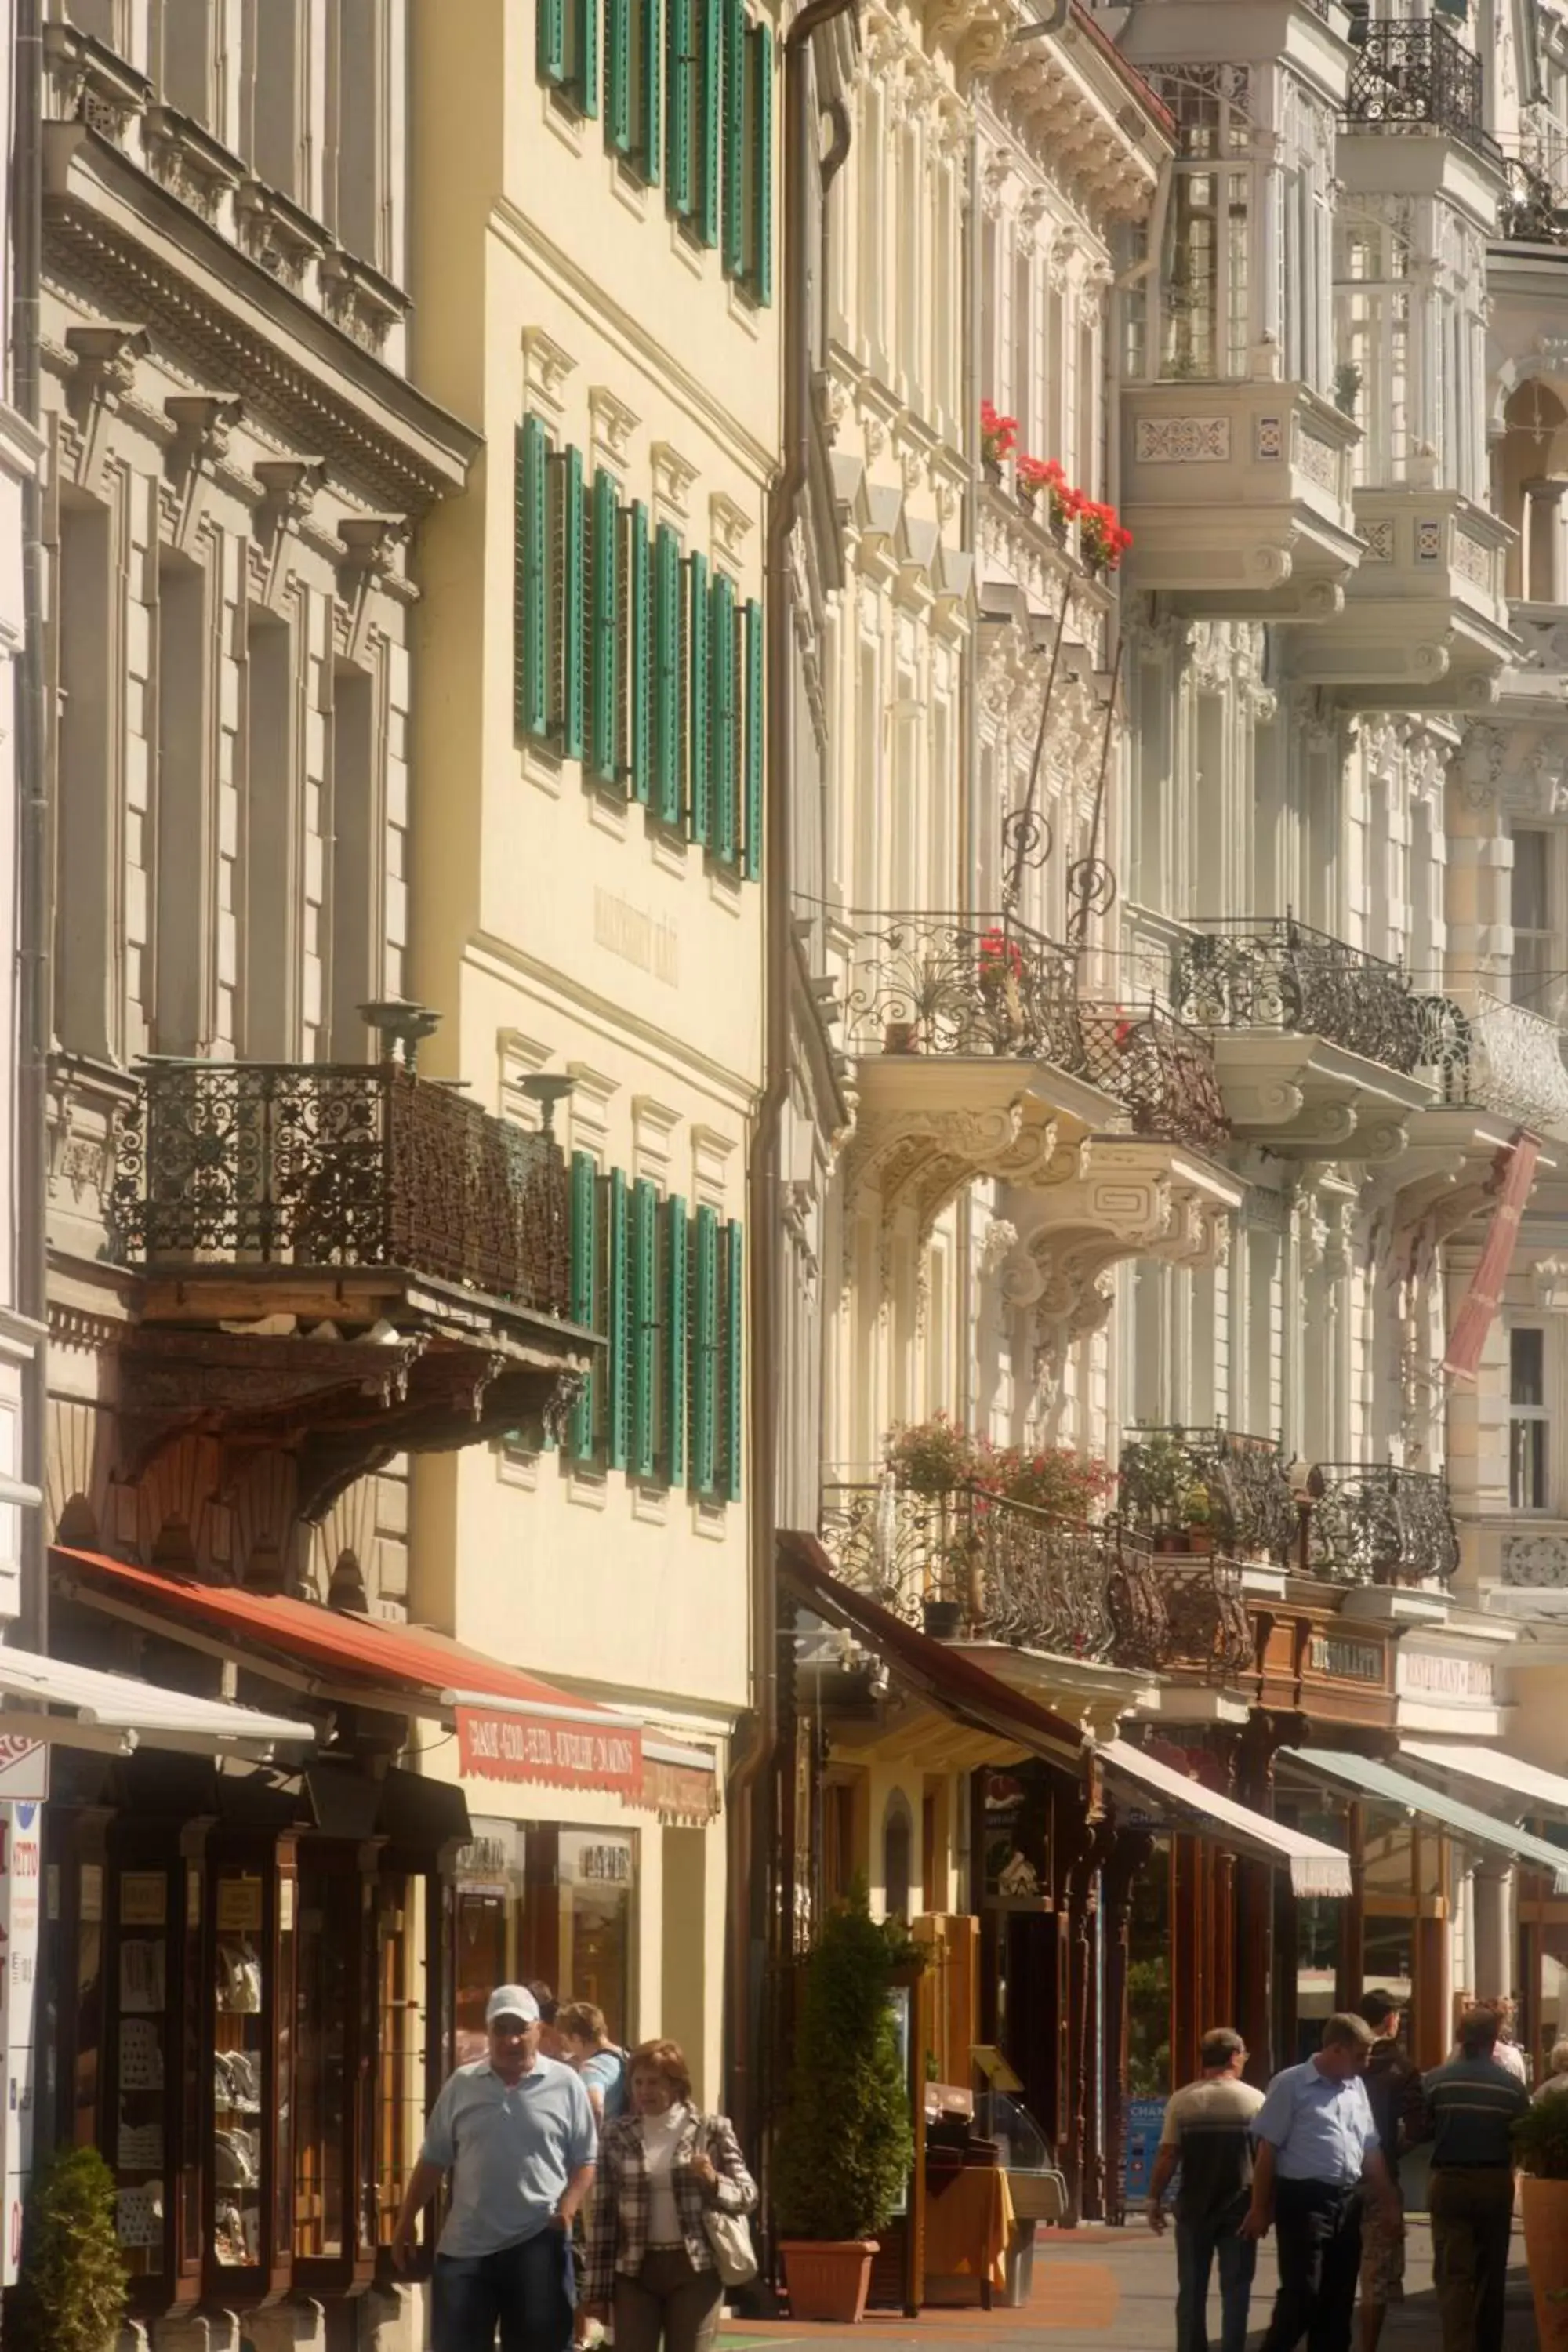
[699,2120,758,2287]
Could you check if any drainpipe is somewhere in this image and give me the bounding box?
[957,115,981,1437]
[730,0,858,2170]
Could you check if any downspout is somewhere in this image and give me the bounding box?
[14,0,48,1660]
[957,115,981,1436]
[730,0,858,2165]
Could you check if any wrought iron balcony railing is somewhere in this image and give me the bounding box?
[1171,918,1425,1074]
[1501,154,1568,244]
[113,1060,572,1317]
[1343,19,1498,162]
[1163,1556,1256,1682]
[1305,1462,1461,1586]
[1414,989,1568,1134]
[1120,1425,1299,1565]
[840,911,1083,1065]
[1076,1002,1232,1152]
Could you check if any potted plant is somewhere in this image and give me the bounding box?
[1017,456,1080,543]
[774,1896,916,2321]
[1182,1482,1214,1554]
[11,2145,128,2352]
[1077,499,1133,575]
[1516,2094,1568,2349]
[980,400,1017,485]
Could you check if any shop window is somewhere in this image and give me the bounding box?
[293,1861,355,2262]
[1512,1326,1550,1512]
[456,1828,523,2066]
[376,1872,423,2251]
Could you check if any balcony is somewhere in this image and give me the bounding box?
[1120,379,1361,620]
[841,911,1082,1069]
[1120,1425,1300,1568]
[818,1479,1250,1684]
[1293,489,1515,706]
[1305,1464,1461,1587]
[107,1058,592,1510]
[1341,20,1499,165]
[1168,918,1432,1156]
[1415,988,1568,1138]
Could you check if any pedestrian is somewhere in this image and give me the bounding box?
[1240,2011,1401,2352]
[1356,1991,1425,2352]
[1534,2035,1568,2100]
[581,2037,757,2352]
[1423,2002,1530,2352]
[560,2001,630,2122]
[1449,1995,1526,2084]
[532,1980,568,2060]
[391,1984,597,2352]
[1145,2025,1265,2352]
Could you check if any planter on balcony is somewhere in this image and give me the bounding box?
[1121,1427,1298,1567]
[922,1599,964,1641]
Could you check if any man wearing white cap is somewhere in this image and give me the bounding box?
[393,1983,598,2352]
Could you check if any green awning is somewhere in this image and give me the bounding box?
[1282,1748,1568,1893]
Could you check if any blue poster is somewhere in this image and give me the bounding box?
[1123,2099,1167,2202]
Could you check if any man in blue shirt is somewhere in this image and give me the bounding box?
[1241,2013,1402,2352]
[392,1983,598,2352]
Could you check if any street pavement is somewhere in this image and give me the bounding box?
[725,2212,1540,2347]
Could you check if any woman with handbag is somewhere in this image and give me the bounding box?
[581,2038,757,2352]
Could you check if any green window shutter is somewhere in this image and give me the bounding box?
[515,419,550,743]
[608,0,633,150]
[653,524,681,822]
[710,570,737,867]
[590,469,620,787]
[568,1149,599,1460]
[666,0,692,213]
[638,0,662,183]
[720,1220,743,1502]
[746,22,773,303]
[697,0,721,247]
[605,1168,631,1472]
[721,0,745,277]
[691,1203,720,1496]
[539,0,567,85]
[572,0,600,114]
[742,598,763,880]
[662,1194,688,1487]
[631,1177,660,1478]
[687,551,710,846]
[554,445,586,761]
[630,500,653,804]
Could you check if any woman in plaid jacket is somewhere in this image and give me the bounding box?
[582,2038,757,2352]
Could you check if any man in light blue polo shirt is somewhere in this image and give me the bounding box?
[392,1983,597,2352]
[1241,2013,1401,2352]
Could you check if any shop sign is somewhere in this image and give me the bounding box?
[572,1841,633,1885]
[1397,1651,1494,1701]
[0,1742,45,1806]
[0,1803,42,2285]
[456,1823,521,1889]
[457,1704,643,1796]
[1123,2099,1166,2202]
[1308,1635,1384,1685]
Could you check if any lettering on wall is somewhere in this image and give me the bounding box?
[1397,1650,1494,1700]
[593,888,680,986]
[1308,1634,1384,1684]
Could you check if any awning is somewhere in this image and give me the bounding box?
[1101,1739,1353,1898]
[779,1532,1087,1772]
[1283,1747,1568,1893]
[53,1546,644,1800]
[1401,1740,1568,1825]
[0,1639,311,1759]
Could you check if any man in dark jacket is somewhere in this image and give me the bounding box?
[1356,1993,1425,2352]
[1422,2005,1530,2352]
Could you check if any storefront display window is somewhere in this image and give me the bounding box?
[456,1824,524,2063]
[113,1867,172,2281]
[556,1831,634,2036]
[212,1867,271,2272]
[377,1871,424,2249]
[295,1861,354,2261]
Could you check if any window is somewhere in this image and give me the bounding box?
[1512,829,1555,1011]
[1155,73,1252,382]
[1511,1326,1549,1512]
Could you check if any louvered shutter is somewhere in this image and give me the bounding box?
[630,501,652,804]
[663,1194,688,1486]
[568,1149,598,1460]
[515,418,550,742]
[631,1177,660,1478]
[557,445,586,760]
[697,0,721,246]
[573,0,600,115]
[742,597,763,879]
[606,1168,631,1471]
[667,0,692,213]
[691,1203,720,1495]
[721,0,745,277]
[710,570,737,867]
[639,0,662,183]
[608,0,633,150]
[721,1220,743,1501]
[687,550,710,846]
[747,21,773,303]
[653,524,681,822]
[539,0,566,85]
[591,469,619,787]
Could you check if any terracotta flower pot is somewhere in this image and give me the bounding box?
[1522,2176,1568,2350]
[922,1599,963,1641]
[780,2239,879,2323]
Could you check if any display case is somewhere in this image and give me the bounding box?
[973,2089,1066,2223]
[205,1835,297,2307]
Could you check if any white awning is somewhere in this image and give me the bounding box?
[1402,1740,1568,1823]
[1101,1737,1354,1897]
[0,1643,314,1759]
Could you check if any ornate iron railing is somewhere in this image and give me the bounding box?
[113,1060,572,1316]
[1163,1556,1255,1681]
[1342,20,1497,162]
[840,911,1083,1065]
[1171,918,1425,1074]
[1120,1425,1299,1564]
[1414,989,1568,1133]
[1501,154,1568,243]
[1305,1463,1461,1585]
[1076,1003,1232,1152]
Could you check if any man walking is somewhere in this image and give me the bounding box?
[1423,2002,1530,2352]
[392,1984,598,2352]
[1356,1992,1424,2352]
[1147,2026,1265,2352]
[1241,2013,1401,2352]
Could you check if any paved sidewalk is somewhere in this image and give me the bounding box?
[728,2213,1539,2348]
